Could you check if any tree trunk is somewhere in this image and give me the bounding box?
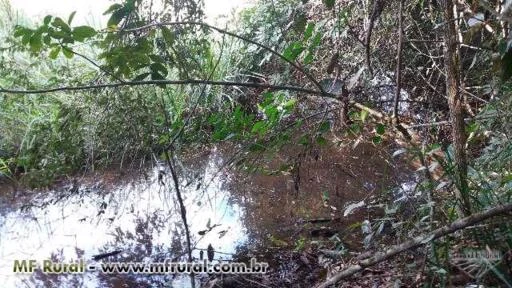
[443,0,472,216]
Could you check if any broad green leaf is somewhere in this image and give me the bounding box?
[372,135,382,144]
[251,121,267,134]
[43,15,52,26]
[68,11,76,25]
[283,99,297,110]
[49,46,60,59]
[43,34,51,45]
[62,46,74,58]
[21,32,31,45]
[13,26,28,37]
[161,26,174,45]
[304,22,315,40]
[360,109,369,122]
[304,51,314,64]
[72,26,96,42]
[29,32,42,52]
[150,63,168,76]
[316,136,327,146]
[283,41,305,61]
[52,17,71,33]
[319,121,330,133]
[310,32,322,50]
[376,123,385,135]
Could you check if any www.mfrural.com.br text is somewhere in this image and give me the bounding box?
[12,258,269,274]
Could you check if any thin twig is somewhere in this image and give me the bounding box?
[0,79,331,96]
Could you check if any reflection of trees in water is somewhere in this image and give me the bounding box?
[28,212,192,287]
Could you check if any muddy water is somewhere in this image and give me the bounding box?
[0,141,411,287]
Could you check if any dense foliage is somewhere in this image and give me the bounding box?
[1,0,512,286]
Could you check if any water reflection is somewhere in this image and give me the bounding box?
[0,141,414,287]
[0,149,246,287]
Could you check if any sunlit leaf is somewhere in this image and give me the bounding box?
[62,46,74,58]
[360,109,369,122]
[304,22,315,40]
[49,46,60,59]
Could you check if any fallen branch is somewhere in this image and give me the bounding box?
[315,203,512,288]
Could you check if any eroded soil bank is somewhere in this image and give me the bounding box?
[0,139,413,287]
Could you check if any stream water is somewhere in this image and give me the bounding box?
[0,142,412,287]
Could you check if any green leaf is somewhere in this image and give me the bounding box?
[251,121,267,134]
[161,27,174,46]
[310,32,322,50]
[319,121,330,133]
[376,123,385,135]
[283,99,296,110]
[133,73,150,81]
[299,134,309,146]
[372,136,382,144]
[62,46,74,58]
[29,32,42,52]
[13,25,28,37]
[465,122,478,133]
[21,32,31,45]
[43,15,52,26]
[72,26,96,42]
[49,46,60,59]
[360,109,369,122]
[150,63,168,77]
[108,8,128,27]
[304,22,315,41]
[104,3,123,15]
[322,191,329,201]
[283,41,305,61]
[304,51,314,64]
[52,17,71,33]
[323,0,335,9]
[43,34,51,45]
[316,136,327,146]
[68,11,76,25]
